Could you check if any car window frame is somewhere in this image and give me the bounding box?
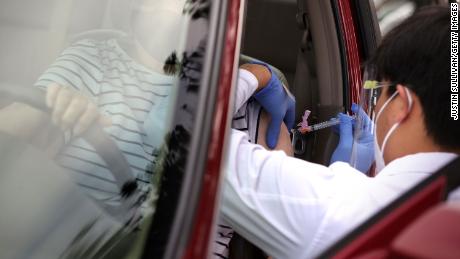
[140,0,240,258]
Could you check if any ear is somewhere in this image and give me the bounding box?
[394,84,413,122]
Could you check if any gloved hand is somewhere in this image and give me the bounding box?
[252,62,295,149]
[330,113,354,164]
[352,103,374,173]
[330,103,374,173]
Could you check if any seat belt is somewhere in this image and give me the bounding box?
[296,0,309,33]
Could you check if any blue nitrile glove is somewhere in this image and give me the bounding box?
[330,113,354,164]
[252,62,296,149]
[330,103,374,173]
[351,103,374,173]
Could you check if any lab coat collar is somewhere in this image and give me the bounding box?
[378,152,459,177]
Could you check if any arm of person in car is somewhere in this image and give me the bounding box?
[234,64,271,115]
[236,64,293,155]
[257,110,293,156]
[0,40,112,142]
[43,83,111,137]
[32,41,113,139]
[239,62,295,149]
[0,82,111,154]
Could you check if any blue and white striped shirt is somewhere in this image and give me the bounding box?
[35,38,175,207]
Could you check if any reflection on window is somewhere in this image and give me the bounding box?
[0,0,210,258]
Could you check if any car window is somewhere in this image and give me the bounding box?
[0,0,212,258]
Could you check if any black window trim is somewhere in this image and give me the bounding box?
[142,0,232,258]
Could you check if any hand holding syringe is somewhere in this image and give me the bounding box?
[291,109,357,155]
[292,110,355,134]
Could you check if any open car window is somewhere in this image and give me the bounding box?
[0,0,213,258]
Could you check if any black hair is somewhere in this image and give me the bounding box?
[369,5,460,150]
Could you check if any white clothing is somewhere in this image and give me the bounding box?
[222,129,458,259]
[232,68,263,142]
[213,68,261,258]
[233,68,258,114]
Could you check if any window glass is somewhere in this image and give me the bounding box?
[0,0,210,258]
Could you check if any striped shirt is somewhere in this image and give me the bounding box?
[232,98,262,143]
[35,38,175,209]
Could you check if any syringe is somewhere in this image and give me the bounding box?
[293,115,356,134]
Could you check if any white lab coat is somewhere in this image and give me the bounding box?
[221,129,458,259]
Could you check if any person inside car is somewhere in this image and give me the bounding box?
[29,0,190,209]
[221,5,459,259]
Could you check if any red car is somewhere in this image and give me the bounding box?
[0,0,453,259]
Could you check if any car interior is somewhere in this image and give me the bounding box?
[239,0,443,165]
[240,0,344,166]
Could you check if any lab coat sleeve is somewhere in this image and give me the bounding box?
[221,130,336,258]
[222,130,376,258]
[233,68,258,116]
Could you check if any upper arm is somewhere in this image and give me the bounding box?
[256,109,293,156]
[233,69,258,115]
[34,40,101,96]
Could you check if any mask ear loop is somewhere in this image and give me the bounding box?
[380,87,413,153]
[405,87,413,112]
[375,91,398,128]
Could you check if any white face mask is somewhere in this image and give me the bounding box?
[373,88,413,173]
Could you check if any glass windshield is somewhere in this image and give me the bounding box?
[0,0,209,258]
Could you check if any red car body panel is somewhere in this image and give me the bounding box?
[337,0,363,107]
[331,176,446,259]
